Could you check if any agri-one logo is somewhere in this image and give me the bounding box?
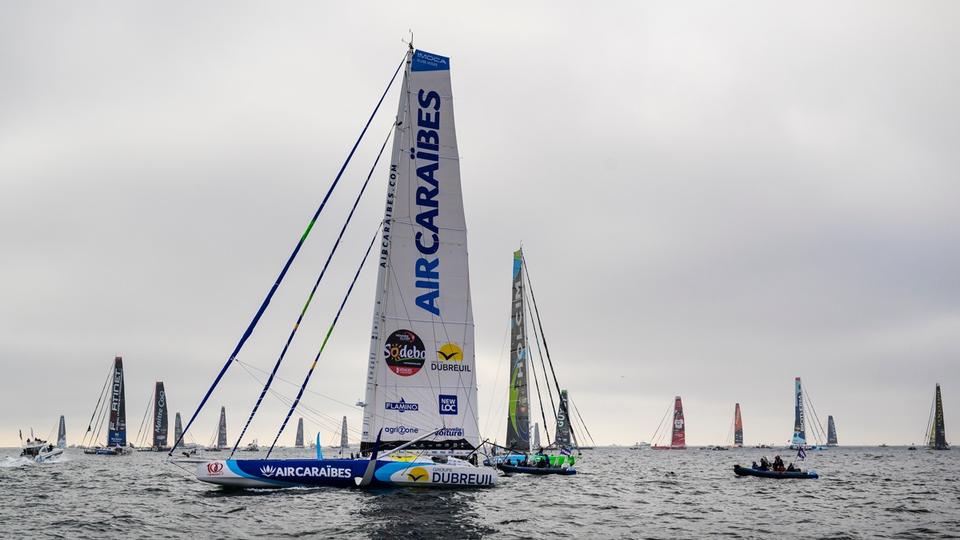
[206,462,223,475]
[384,330,426,376]
[431,342,470,373]
[385,398,419,413]
[439,394,458,415]
[384,425,420,436]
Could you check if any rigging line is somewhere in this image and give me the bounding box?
[802,388,827,444]
[525,281,557,428]
[171,53,406,456]
[481,324,509,438]
[650,400,673,445]
[521,253,573,445]
[569,397,597,447]
[267,223,382,457]
[82,362,114,447]
[231,125,394,457]
[134,387,155,448]
[234,359,361,412]
[526,327,552,447]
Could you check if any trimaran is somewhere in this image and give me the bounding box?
[175,45,496,488]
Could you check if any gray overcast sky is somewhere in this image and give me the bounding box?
[2,1,958,447]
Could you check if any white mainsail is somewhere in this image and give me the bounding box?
[362,49,478,455]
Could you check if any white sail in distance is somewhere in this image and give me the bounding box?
[361,49,478,455]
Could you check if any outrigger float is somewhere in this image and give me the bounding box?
[173,44,496,489]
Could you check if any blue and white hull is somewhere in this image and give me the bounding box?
[196,458,497,489]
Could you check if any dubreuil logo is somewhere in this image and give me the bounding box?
[431,342,470,373]
[385,398,419,413]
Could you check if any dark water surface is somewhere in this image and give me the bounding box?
[2,446,959,539]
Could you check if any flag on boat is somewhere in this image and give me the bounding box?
[560,447,571,456]
[797,447,806,460]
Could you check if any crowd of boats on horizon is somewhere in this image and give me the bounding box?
[9,46,954,489]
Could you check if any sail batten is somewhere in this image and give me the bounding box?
[361,49,478,455]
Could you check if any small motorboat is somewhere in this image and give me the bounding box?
[733,464,818,479]
[497,462,577,476]
[241,440,260,452]
[83,445,131,456]
[21,439,64,463]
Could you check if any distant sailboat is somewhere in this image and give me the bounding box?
[928,384,949,450]
[653,396,686,450]
[295,418,305,449]
[789,377,828,449]
[492,249,582,474]
[826,415,838,446]
[82,356,131,455]
[189,46,497,488]
[791,377,806,447]
[532,422,540,449]
[339,416,348,454]
[174,412,183,449]
[206,406,227,452]
[57,415,66,449]
[153,382,169,451]
[734,403,743,447]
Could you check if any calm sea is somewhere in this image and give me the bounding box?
[2,446,958,539]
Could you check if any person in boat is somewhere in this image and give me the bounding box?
[773,456,786,472]
[786,463,797,472]
[759,457,771,470]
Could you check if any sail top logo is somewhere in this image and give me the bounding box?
[384,330,426,377]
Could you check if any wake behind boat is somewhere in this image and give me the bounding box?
[174,45,495,489]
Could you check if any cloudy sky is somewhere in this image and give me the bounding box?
[2,1,958,447]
